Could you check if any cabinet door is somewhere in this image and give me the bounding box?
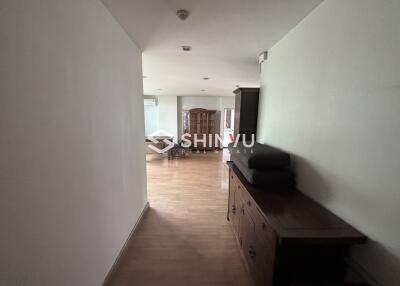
[242,209,275,286]
[228,174,240,237]
[196,133,205,149]
[253,211,276,286]
[182,111,190,134]
[240,200,275,286]
[254,221,275,286]
[200,112,208,133]
[189,112,198,134]
[240,207,260,283]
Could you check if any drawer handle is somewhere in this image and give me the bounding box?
[238,185,241,189]
[231,205,236,214]
[262,223,266,230]
[247,200,251,207]
[231,175,233,179]
[249,245,256,259]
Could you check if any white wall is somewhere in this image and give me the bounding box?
[179,96,222,111]
[220,96,235,110]
[0,1,147,285]
[257,1,400,285]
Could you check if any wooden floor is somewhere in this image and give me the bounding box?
[105,151,252,286]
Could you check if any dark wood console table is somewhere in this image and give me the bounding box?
[227,162,367,286]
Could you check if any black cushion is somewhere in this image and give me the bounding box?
[231,142,290,170]
[233,156,295,189]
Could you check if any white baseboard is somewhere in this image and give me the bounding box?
[102,202,150,285]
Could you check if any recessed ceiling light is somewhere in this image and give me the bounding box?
[203,77,210,80]
[157,88,163,91]
[201,89,206,92]
[182,45,192,51]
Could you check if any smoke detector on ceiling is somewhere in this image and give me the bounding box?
[176,9,190,21]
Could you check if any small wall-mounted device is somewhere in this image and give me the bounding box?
[258,51,268,64]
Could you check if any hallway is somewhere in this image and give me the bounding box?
[105,152,252,286]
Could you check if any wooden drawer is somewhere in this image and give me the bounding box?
[239,182,260,225]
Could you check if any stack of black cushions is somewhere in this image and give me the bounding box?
[231,142,295,189]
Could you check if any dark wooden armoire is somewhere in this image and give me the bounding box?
[182,108,217,150]
[234,88,260,141]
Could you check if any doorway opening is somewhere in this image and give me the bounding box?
[223,108,235,147]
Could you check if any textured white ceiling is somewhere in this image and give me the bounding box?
[102,0,322,96]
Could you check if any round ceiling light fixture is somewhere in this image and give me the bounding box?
[176,9,190,21]
[203,77,210,80]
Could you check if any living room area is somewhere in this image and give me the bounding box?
[144,94,236,160]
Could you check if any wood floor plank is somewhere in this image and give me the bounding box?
[105,151,252,286]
